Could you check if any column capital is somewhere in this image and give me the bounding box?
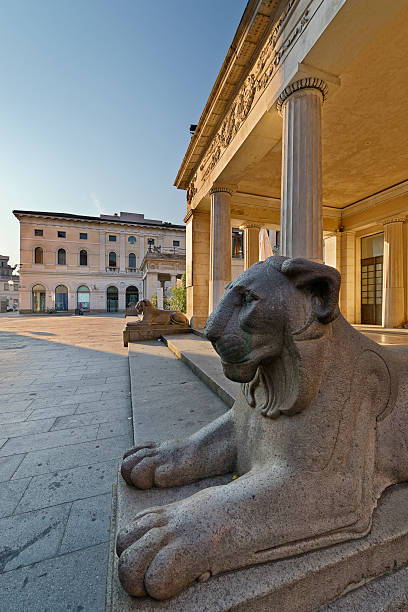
[277,77,328,116]
[210,184,236,196]
[383,216,406,226]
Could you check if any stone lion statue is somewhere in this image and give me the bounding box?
[131,299,189,326]
[116,257,407,600]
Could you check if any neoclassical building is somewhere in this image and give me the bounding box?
[175,0,408,329]
[0,255,19,312]
[14,210,185,313]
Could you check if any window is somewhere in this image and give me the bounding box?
[232,229,244,258]
[128,235,136,244]
[108,252,117,267]
[109,235,117,242]
[79,232,87,240]
[128,253,136,268]
[57,248,66,265]
[14,284,19,291]
[34,247,43,264]
[34,229,43,236]
[4,283,9,291]
[147,238,155,245]
[79,250,87,266]
[173,240,180,247]
[57,231,66,238]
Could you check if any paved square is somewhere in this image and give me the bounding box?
[0,314,132,612]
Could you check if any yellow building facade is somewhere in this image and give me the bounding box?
[175,0,408,329]
[14,210,185,313]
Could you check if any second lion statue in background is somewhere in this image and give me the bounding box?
[132,299,189,326]
[117,257,407,600]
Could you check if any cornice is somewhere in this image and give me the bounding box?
[383,216,406,226]
[341,180,408,219]
[174,0,284,191]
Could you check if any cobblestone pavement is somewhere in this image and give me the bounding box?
[0,314,132,612]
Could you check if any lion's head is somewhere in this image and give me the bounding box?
[204,257,341,418]
[135,299,152,314]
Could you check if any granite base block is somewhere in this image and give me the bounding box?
[123,324,191,346]
[106,477,408,612]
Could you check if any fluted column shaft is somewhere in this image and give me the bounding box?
[382,218,405,328]
[278,78,327,261]
[209,186,232,312]
[240,223,261,270]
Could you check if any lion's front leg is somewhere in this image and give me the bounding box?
[121,410,236,489]
[117,465,369,600]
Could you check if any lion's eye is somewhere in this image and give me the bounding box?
[243,292,255,304]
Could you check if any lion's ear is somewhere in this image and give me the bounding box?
[281,258,341,324]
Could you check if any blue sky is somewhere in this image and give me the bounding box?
[0,0,247,265]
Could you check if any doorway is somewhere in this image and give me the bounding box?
[126,286,139,309]
[32,284,46,312]
[361,233,383,325]
[107,286,118,312]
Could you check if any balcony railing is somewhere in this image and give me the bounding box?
[145,246,186,257]
[106,266,119,272]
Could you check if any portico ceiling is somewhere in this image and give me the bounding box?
[235,2,408,208]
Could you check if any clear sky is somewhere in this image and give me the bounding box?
[0,0,247,266]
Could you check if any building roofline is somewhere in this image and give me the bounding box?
[12,210,185,230]
[174,0,280,190]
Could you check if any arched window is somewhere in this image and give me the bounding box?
[34,247,43,264]
[107,286,118,312]
[32,284,46,312]
[79,250,87,266]
[108,252,116,267]
[126,286,139,308]
[55,285,68,311]
[57,248,66,265]
[128,253,136,268]
[77,285,90,311]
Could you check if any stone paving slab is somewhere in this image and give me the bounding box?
[15,459,121,513]
[60,493,112,554]
[0,542,108,612]
[0,455,24,482]
[0,424,100,456]
[12,435,130,479]
[51,407,131,430]
[0,417,55,438]
[0,503,71,572]
[0,478,31,518]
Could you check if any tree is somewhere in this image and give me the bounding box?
[167,273,186,313]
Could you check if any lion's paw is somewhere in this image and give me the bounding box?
[121,442,187,489]
[116,506,209,599]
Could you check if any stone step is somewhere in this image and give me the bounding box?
[162,333,239,408]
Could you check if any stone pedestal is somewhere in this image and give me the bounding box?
[209,185,232,313]
[277,78,328,262]
[382,218,405,328]
[122,322,190,346]
[240,223,260,270]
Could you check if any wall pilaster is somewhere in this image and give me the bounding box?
[240,223,261,270]
[382,217,405,328]
[185,209,210,329]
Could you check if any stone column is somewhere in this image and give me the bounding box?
[209,185,233,313]
[119,233,126,272]
[277,78,328,261]
[240,223,260,270]
[338,231,357,323]
[382,218,405,328]
[185,209,210,329]
[170,274,177,287]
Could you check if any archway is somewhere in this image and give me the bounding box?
[32,284,46,312]
[126,286,139,309]
[55,285,68,311]
[107,286,118,312]
[77,285,90,312]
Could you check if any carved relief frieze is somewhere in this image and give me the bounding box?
[194,0,311,188]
